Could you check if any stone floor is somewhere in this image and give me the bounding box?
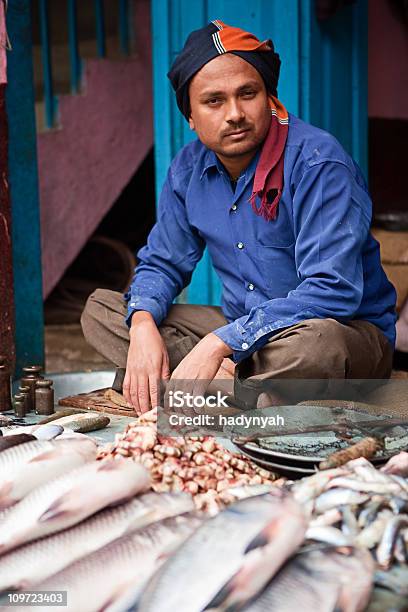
[45,324,111,373]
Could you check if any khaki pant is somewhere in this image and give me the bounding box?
[81,289,393,407]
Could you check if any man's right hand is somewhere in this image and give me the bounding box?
[123,311,170,413]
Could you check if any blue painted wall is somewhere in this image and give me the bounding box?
[152,0,368,306]
[6,1,44,376]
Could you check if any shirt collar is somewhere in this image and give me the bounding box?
[200,147,261,183]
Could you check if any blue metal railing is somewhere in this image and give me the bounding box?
[36,0,132,129]
[68,0,81,94]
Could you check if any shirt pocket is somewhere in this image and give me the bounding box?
[253,242,298,296]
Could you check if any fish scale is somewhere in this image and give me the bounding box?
[244,548,374,612]
[17,514,202,612]
[0,458,150,554]
[138,491,306,612]
[0,437,97,509]
[0,491,195,591]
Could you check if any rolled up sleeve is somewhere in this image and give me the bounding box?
[213,161,372,362]
[125,169,205,327]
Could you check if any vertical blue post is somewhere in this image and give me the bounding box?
[119,0,130,55]
[5,0,44,376]
[38,0,55,128]
[94,0,106,58]
[68,0,81,94]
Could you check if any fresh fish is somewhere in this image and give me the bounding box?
[47,412,110,433]
[380,451,408,477]
[20,514,201,612]
[309,508,342,528]
[393,533,408,564]
[0,437,97,509]
[341,506,359,537]
[305,525,353,547]
[325,476,405,497]
[0,458,150,554]
[138,490,307,612]
[292,467,351,505]
[37,408,87,425]
[30,424,64,440]
[314,488,369,513]
[376,514,408,569]
[0,433,36,453]
[357,499,386,528]
[0,491,194,591]
[244,548,374,612]
[355,509,394,549]
[221,484,274,501]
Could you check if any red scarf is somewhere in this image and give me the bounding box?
[249,96,289,222]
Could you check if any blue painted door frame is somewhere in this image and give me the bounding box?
[5,0,44,376]
[151,0,368,306]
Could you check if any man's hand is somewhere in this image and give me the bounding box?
[165,333,232,410]
[123,311,170,413]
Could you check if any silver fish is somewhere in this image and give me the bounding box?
[325,476,405,497]
[376,514,408,569]
[138,490,306,612]
[292,467,351,505]
[0,458,150,554]
[309,508,342,528]
[20,514,201,612]
[245,548,374,612]
[31,424,64,440]
[357,498,385,528]
[305,525,353,547]
[0,437,97,509]
[355,509,394,549]
[0,491,194,591]
[341,506,359,537]
[314,488,369,514]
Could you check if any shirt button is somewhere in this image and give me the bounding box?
[248,283,255,291]
[231,204,237,211]
[241,342,249,350]
[237,242,244,249]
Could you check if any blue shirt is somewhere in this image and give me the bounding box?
[125,114,397,363]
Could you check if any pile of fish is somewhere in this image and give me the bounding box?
[134,453,408,612]
[1,411,408,611]
[97,407,281,514]
[0,430,202,611]
[293,453,408,570]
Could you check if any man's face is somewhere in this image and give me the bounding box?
[188,54,271,160]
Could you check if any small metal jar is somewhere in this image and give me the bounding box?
[14,393,26,418]
[18,385,31,414]
[35,379,55,415]
[21,365,43,413]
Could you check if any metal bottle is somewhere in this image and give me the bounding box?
[18,385,31,414]
[14,393,26,418]
[21,365,43,413]
[0,357,12,413]
[35,379,55,415]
